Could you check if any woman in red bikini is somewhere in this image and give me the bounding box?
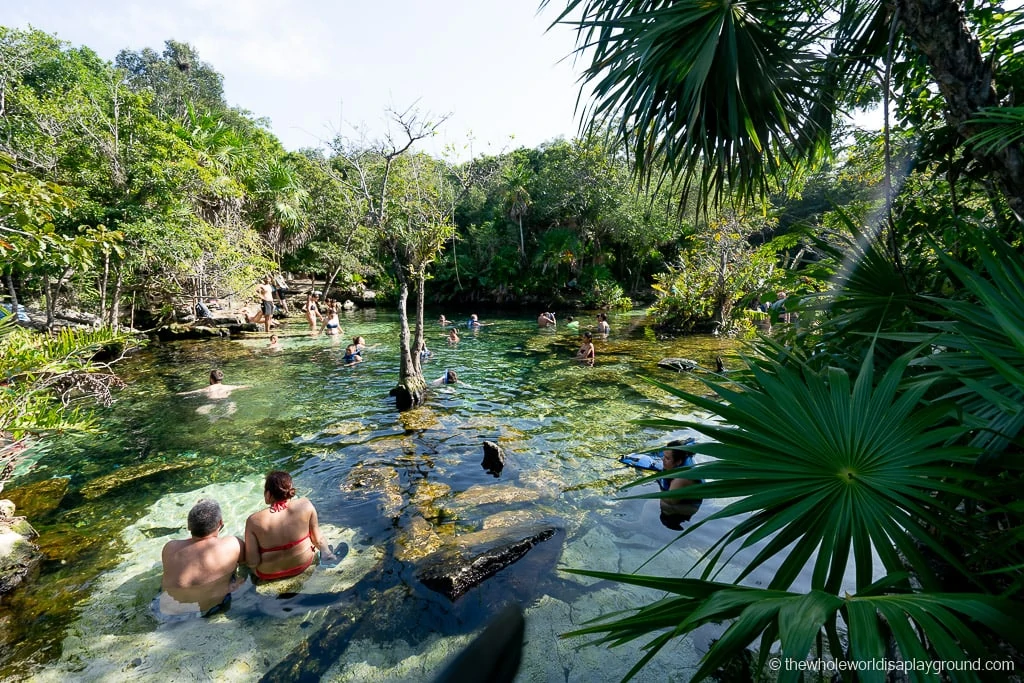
[244,471,335,581]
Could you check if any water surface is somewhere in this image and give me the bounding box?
[3,309,739,682]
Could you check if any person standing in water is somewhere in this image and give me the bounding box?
[575,331,595,366]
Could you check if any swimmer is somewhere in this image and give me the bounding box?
[268,334,280,350]
[439,314,450,326]
[177,369,251,400]
[537,311,556,328]
[431,368,458,386]
[596,313,611,334]
[343,338,363,366]
[448,328,460,344]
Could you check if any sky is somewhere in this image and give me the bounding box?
[5,0,592,159]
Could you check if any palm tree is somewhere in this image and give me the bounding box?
[502,159,532,259]
[545,0,1024,220]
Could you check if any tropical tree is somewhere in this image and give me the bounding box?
[330,108,454,410]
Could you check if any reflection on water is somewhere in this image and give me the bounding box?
[2,309,737,681]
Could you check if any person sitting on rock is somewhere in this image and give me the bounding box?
[244,471,334,582]
[195,300,214,319]
[158,498,245,617]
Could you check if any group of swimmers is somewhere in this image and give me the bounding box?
[159,471,333,618]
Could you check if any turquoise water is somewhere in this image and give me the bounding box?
[2,309,739,682]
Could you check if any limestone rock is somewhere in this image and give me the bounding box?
[79,459,194,500]
[417,523,557,600]
[482,441,505,475]
[4,478,69,518]
[395,515,446,563]
[342,464,403,518]
[0,527,42,596]
[450,484,542,509]
[657,357,700,372]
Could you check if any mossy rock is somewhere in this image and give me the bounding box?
[0,529,42,597]
[80,459,195,500]
[4,478,69,518]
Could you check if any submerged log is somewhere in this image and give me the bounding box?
[417,523,557,601]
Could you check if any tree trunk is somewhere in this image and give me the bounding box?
[109,264,124,330]
[412,271,427,376]
[4,272,18,314]
[391,276,425,411]
[896,0,1024,220]
[99,250,110,323]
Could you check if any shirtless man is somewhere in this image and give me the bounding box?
[537,311,556,328]
[256,279,275,333]
[159,499,245,616]
[177,369,250,400]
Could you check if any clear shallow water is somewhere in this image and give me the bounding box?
[2,309,740,682]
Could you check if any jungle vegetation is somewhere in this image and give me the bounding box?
[544,0,1024,679]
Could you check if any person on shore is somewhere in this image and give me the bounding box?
[575,331,595,367]
[538,311,556,328]
[431,368,458,386]
[596,313,611,335]
[256,278,275,333]
[304,293,322,332]
[658,439,703,525]
[159,499,245,616]
[177,369,250,400]
[273,274,290,314]
[244,471,334,582]
[195,299,214,319]
[448,327,460,344]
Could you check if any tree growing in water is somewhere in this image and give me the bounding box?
[330,109,456,410]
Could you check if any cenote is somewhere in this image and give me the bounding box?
[3,309,742,682]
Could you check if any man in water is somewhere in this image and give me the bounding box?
[177,369,250,400]
[159,499,245,616]
[537,311,556,328]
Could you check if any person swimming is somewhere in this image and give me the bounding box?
[468,314,481,329]
[431,368,458,386]
[343,337,363,365]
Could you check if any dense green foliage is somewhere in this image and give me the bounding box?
[552,0,1024,678]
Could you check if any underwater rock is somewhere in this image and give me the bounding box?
[657,357,700,372]
[450,484,542,509]
[79,459,194,500]
[4,477,69,518]
[481,510,547,530]
[410,481,451,521]
[35,523,103,562]
[342,464,403,517]
[417,522,557,601]
[396,514,446,563]
[322,421,365,436]
[482,441,505,475]
[400,406,440,431]
[0,524,42,597]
